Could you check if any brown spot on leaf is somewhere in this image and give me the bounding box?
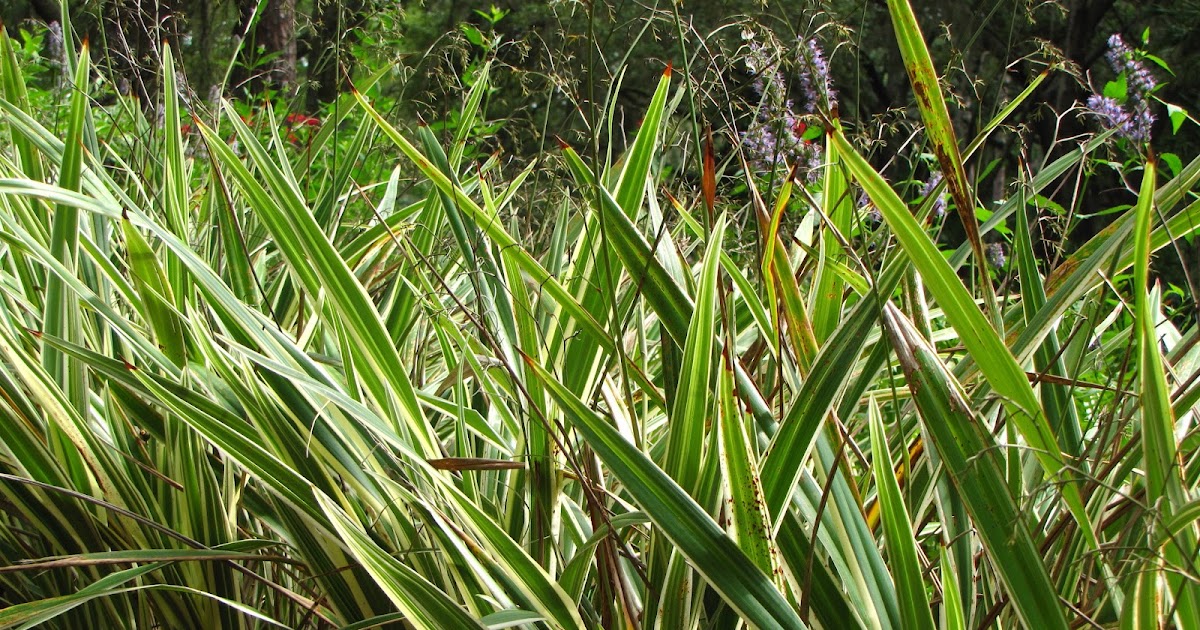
[429,458,524,471]
[702,125,716,223]
[1044,256,1080,295]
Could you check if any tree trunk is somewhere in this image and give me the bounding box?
[104,0,178,106]
[236,0,296,94]
[304,0,363,108]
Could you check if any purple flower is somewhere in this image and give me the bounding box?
[920,171,947,218]
[1129,107,1155,142]
[1106,35,1157,95]
[1087,94,1125,122]
[739,32,831,179]
[1086,94,1153,143]
[798,38,836,113]
[986,242,1006,269]
[44,22,63,66]
[1087,33,1157,143]
[741,118,823,180]
[860,190,882,226]
[1104,35,1133,72]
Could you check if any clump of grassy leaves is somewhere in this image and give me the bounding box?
[1,4,1200,629]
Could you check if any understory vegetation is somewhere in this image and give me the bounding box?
[1,1,1200,628]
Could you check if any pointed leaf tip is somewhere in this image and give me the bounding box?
[787,160,803,183]
[555,136,571,150]
[664,62,673,78]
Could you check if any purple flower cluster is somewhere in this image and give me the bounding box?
[740,33,835,179]
[1105,34,1157,94]
[986,242,1006,269]
[44,22,63,66]
[1087,34,1157,143]
[919,171,947,218]
[859,190,882,226]
[1086,94,1154,142]
[798,38,836,113]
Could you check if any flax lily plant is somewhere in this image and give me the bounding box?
[1,2,1200,628]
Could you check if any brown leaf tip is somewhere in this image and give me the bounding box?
[664,62,673,78]
[554,135,571,150]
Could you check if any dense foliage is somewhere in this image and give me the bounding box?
[1,1,1200,628]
